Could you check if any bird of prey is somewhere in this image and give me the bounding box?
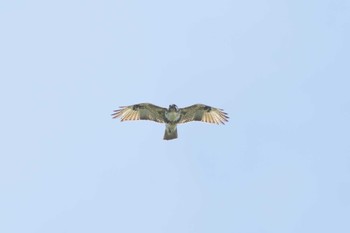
[112,103,229,140]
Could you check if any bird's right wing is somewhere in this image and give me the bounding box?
[111,103,167,123]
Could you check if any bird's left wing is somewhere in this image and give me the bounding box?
[112,103,167,123]
[178,104,229,124]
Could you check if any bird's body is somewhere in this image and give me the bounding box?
[164,105,181,122]
[163,104,181,140]
[112,103,228,140]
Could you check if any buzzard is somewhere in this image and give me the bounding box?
[112,103,229,140]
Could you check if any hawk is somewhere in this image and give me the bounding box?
[112,103,229,140]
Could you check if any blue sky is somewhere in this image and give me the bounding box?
[1,0,349,232]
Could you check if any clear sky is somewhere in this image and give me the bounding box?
[1,0,349,232]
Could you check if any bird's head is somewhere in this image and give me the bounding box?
[168,104,178,112]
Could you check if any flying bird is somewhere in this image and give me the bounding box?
[112,103,229,140]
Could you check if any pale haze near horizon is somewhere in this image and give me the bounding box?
[0,1,349,233]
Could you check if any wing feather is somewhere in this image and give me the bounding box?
[178,104,229,124]
[112,103,167,123]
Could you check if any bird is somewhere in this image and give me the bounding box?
[111,103,229,140]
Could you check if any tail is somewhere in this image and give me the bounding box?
[163,124,178,140]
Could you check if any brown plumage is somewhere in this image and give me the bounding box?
[112,103,166,123]
[112,103,229,140]
[177,104,228,125]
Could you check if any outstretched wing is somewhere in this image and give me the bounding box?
[178,104,229,124]
[112,103,167,123]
